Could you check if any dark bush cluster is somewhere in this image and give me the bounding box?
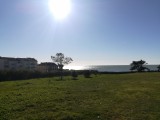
[71,70,78,80]
[0,70,71,82]
[0,70,99,82]
[83,70,91,78]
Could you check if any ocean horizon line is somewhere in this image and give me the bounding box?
[65,64,160,67]
[64,64,159,72]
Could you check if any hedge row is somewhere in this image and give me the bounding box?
[0,71,70,82]
[0,70,99,82]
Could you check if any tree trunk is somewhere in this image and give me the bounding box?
[58,64,64,80]
[60,69,63,80]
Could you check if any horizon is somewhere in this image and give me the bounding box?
[1,0,160,66]
[1,55,159,66]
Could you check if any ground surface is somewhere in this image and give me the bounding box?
[0,73,160,120]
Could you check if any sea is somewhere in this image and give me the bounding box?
[64,65,159,72]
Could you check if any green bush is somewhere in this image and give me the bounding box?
[83,70,91,78]
[71,70,78,80]
[0,70,72,81]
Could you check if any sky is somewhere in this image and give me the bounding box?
[0,0,160,66]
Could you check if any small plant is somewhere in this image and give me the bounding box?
[83,70,91,78]
[71,70,78,80]
[92,70,99,76]
[157,65,160,72]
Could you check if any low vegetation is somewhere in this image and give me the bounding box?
[0,73,160,120]
[0,71,71,81]
[71,70,78,80]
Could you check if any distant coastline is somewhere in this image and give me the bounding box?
[64,65,159,72]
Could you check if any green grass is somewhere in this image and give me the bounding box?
[0,73,160,120]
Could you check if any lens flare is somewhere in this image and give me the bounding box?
[48,0,71,20]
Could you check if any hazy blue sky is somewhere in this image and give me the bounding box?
[0,0,160,65]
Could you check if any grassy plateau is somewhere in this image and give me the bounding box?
[0,73,160,120]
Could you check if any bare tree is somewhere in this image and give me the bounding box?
[51,53,73,80]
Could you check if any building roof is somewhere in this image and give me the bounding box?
[0,56,37,62]
[38,62,57,66]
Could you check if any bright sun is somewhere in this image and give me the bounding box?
[48,0,71,20]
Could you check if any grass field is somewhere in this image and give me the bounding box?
[0,73,160,120]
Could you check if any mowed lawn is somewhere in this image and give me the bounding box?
[0,73,160,120]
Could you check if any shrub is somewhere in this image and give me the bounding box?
[83,70,91,78]
[71,71,78,80]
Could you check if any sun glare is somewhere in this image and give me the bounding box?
[64,66,84,70]
[48,0,71,20]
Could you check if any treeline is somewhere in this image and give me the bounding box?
[0,70,98,82]
[0,71,69,82]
